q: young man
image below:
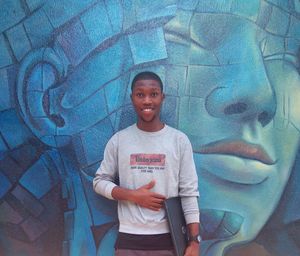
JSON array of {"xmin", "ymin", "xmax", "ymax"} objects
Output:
[{"xmin": 93, "ymin": 71, "xmax": 200, "ymax": 256}]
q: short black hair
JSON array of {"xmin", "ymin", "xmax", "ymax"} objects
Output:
[{"xmin": 131, "ymin": 71, "xmax": 163, "ymax": 92}]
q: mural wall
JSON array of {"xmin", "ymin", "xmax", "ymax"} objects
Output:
[{"xmin": 0, "ymin": 0, "xmax": 300, "ymax": 255}]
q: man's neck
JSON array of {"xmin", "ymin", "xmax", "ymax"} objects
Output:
[{"xmin": 136, "ymin": 120, "xmax": 165, "ymax": 132}]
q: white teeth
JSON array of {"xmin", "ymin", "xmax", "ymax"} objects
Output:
[{"xmin": 142, "ymin": 109, "xmax": 153, "ymax": 112}]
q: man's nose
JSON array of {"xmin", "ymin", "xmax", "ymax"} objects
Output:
[
  {"xmin": 143, "ymin": 95, "xmax": 152, "ymax": 104},
  {"xmin": 205, "ymin": 61, "xmax": 276, "ymax": 127}
]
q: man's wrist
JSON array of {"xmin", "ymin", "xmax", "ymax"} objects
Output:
[
  {"xmin": 188, "ymin": 234, "xmax": 202, "ymax": 244},
  {"xmin": 189, "ymin": 240, "xmax": 200, "ymax": 245}
]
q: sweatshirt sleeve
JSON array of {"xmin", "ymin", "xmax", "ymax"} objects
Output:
[
  {"xmin": 181, "ymin": 196, "xmax": 200, "ymax": 224},
  {"xmin": 93, "ymin": 134, "xmax": 118, "ymax": 200},
  {"xmin": 179, "ymin": 135, "xmax": 200, "ymax": 224}
]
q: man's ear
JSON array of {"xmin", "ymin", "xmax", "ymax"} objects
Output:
[{"xmin": 16, "ymin": 47, "xmax": 69, "ymax": 147}]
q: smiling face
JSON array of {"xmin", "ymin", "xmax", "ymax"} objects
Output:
[
  {"xmin": 131, "ymin": 79, "xmax": 165, "ymax": 132},
  {"xmin": 162, "ymin": 3, "xmax": 300, "ymax": 255}
]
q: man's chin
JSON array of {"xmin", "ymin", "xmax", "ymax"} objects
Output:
[{"xmin": 140, "ymin": 116, "xmax": 157, "ymax": 123}]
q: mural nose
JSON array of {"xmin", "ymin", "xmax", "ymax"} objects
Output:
[
  {"xmin": 205, "ymin": 72, "xmax": 276, "ymax": 127},
  {"xmin": 223, "ymin": 102, "xmax": 273, "ymax": 127}
]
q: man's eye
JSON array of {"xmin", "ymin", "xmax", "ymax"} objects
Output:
[
  {"xmin": 137, "ymin": 93, "xmax": 143, "ymax": 97},
  {"xmin": 151, "ymin": 92, "xmax": 158, "ymax": 97}
]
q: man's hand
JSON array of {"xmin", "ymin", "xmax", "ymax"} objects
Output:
[
  {"xmin": 184, "ymin": 241, "xmax": 200, "ymax": 256},
  {"xmin": 132, "ymin": 180, "xmax": 166, "ymax": 211},
  {"xmin": 185, "ymin": 222, "xmax": 201, "ymax": 256},
  {"xmin": 111, "ymin": 180, "xmax": 166, "ymax": 211}
]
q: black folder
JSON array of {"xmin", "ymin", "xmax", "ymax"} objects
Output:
[{"xmin": 164, "ymin": 197, "xmax": 188, "ymax": 256}]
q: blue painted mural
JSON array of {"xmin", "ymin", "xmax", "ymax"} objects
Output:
[{"xmin": 0, "ymin": 0, "xmax": 300, "ymax": 255}]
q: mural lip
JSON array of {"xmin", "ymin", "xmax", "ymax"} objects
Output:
[{"xmin": 194, "ymin": 139, "xmax": 275, "ymax": 165}]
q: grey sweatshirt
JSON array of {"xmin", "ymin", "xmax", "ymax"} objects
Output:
[{"xmin": 93, "ymin": 124, "xmax": 199, "ymax": 234}]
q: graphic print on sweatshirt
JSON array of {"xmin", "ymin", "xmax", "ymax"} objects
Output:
[{"xmin": 130, "ymin": 154, "xmax": 166, "ymax": 173}]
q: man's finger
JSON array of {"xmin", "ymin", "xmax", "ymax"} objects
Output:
[{"xmin": 151, "ymin": 192, "xmax": 166, "ymax": 200}]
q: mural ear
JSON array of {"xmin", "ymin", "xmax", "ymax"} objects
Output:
[{"xmin": 16, "ymin": 47, "xmax": 69, "ymax": 147}]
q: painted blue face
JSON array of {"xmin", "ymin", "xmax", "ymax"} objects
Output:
[{"xmin": 162, "ymin": 2, "xmax": 300, "ymax": 254}]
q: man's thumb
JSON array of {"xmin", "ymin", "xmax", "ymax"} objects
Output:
[{"xmin": 144, "ymin": 180, "xmax": 155, "ymax": 190}]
